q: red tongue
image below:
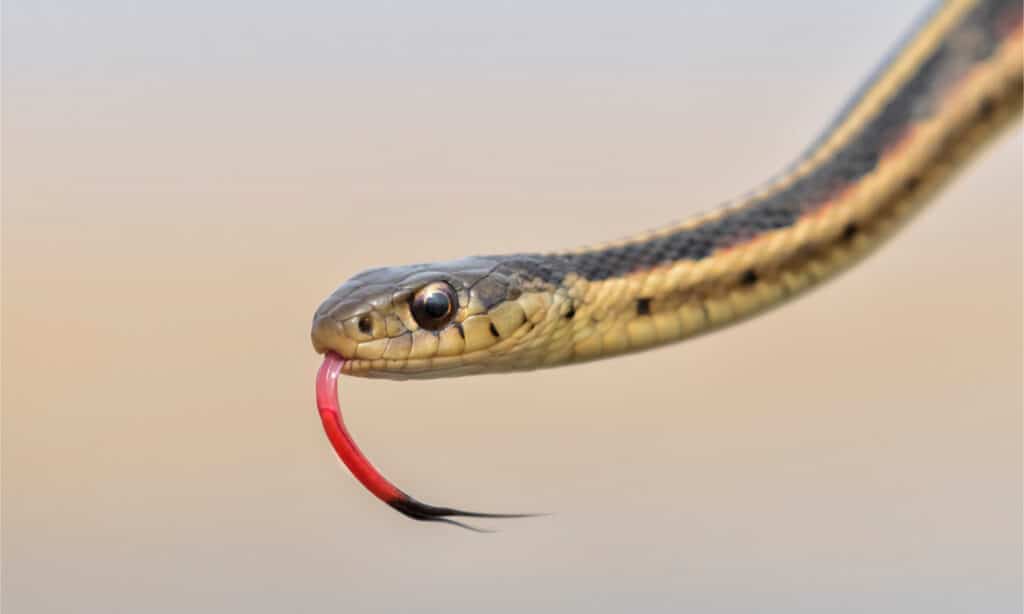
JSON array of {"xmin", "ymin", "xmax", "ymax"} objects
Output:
[
  {"xmin": 315, "ymin": 352, "xmax": 538, "ymax": 530},
  {"xmin": 315, "ymin": 352, "xmax": 402, "ymax": 503}
]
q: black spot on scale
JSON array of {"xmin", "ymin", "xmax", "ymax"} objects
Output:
[
  {"xmin": 636, "ymin": 298, "xmax": 652, "ymax": 316},
  {"xmin": 489, "ymin": 323, "xmax": 500, "ymax": 338},
  {"xmin": 841, "ymin": 222, "xmax": 860, "ymax": 242},
  {"xmin": 977, "ymin": 96, "xmax": 995, "ymax": 121},
  {"xmin": 904, "ymin": 176, "xmax": 920, "ymax": 194},
  {"xmin": 740, "ymin": 270, "xmax": 758, "ymax": 286},
  {"xmin": 564, "ymin": 306, "xmax": 576, "ymax": 320}
]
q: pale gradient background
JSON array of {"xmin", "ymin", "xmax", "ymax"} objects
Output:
[{"xmin": 3, "ymin": 1, "xmax": 1022, "ymax": 612}]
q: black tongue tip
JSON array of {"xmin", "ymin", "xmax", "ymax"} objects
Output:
[{"xmin": 387, "ymin": 496, "xmax": 544, "ymax": 532}]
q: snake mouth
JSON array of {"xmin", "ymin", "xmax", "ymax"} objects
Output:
[{"xmin": 315, "ymin": 351, "xmax": 539, "ymax": 531}]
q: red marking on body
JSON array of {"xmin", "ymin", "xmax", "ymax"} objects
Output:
[
  {"xmin": 717, "ymin": 18, "xmax": 1023, "ymax": 260},
  {"xmin": 997, "ymin": 4, "xmax": 1023, "ymax": 38}
]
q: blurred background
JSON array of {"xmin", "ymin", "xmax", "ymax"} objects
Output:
[{"xmin": 3, "ymin": 1, "xmax": 1021, "ymax": 612}]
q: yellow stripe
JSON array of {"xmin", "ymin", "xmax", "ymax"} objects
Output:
[
  {"xmin": 558, "ymin": 25, "xmax": 1023, "ymax": 367},
  {"xmin": 565, "ymin": 0, "xmax": 981, "ymax": 256}
]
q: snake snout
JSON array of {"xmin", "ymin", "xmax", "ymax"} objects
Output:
[
  {"xmin": 310, "ymin": 298, "xmax": 365, "ymax": 358},
  {"xmin": 310, "ymin": 311, "xmax": 344, "ymax": 355}
]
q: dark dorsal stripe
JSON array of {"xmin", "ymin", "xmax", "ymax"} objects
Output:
[{"xmin": 546, "ymin": 0, "xmax": 1017, "ymax": 282}]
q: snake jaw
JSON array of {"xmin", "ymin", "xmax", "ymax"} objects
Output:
[{"xmin": 316, "ymin": 351, "xmax": 539, "ymax": 530}]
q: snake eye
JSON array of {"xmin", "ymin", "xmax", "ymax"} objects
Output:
[{"xmin": 410, "ymin": 282, "xmax": 458, "ymax": 330}]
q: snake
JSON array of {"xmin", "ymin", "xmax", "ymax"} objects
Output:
[{"xmin": 311, "ymin": 0, "xmax": 1023, "ymax": 529}]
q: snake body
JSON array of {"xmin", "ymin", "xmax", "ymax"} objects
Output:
[{"xmin": 312, "ymin": 0, "xmax": 1023, "ymax": 380}]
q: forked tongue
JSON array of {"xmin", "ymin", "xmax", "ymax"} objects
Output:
[{"xmin": 316, "ymin": 351, "xmax": 536, "ymax": 531}]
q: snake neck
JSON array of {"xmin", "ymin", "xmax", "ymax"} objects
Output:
[{"xmin": 481, "ymin": 0, "xmax": 1023, "ymax": 374}]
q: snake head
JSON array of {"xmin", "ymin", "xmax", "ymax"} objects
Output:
[{"xmin": 311, "ymin": 255, "xmax": 570, "ymax": 379}]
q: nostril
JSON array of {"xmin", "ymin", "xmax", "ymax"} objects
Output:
[{"xmin": 358, "ymin": 315, "xmax": 373, "ymax": 335}]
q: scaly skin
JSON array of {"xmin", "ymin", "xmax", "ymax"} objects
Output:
[{"xmin": 312, "ymin": 0, "xmax": 1023, "ymax": 380}]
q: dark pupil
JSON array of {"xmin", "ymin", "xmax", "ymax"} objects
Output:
[{"xmin": 423, "ymin": 292, "xmax": 450, "ymax": 319}]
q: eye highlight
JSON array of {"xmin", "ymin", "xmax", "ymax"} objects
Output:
[{"xmin": 410, "ymin": 282, "xmax": 458, "ymax": 330}]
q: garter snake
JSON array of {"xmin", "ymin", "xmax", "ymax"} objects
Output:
[{"xmin": 310, "ymin": 0, "xmax": 1023, "ymax": 526}]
